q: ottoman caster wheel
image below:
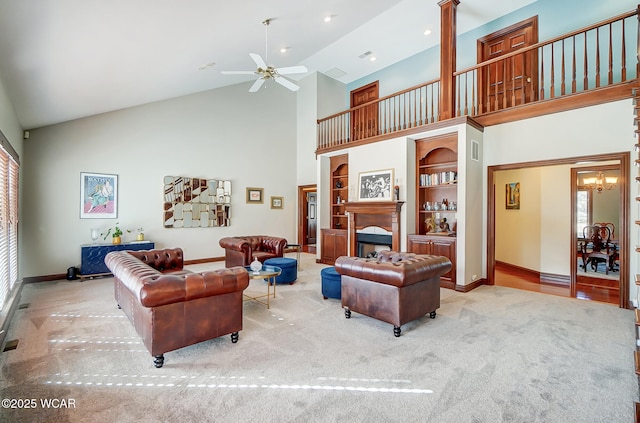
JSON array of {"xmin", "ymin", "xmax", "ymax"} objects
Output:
[
  {"xmin": 231, "ymin": 332, "xmax": 239, "ymax": 343},
  {"xmin": 393, "ymin": 326, "xmax": 401, "ymax": 337},
  {"xmin": 430, "ymin": 311, "xmax": 436, "ymax": 319},
  {"xmin": 153, "ymin": 354, "xmax": 164, "ymax": 368},
  {"xmin": 344, "ymin": 308, "xmax": 351, "ymax": 319}
]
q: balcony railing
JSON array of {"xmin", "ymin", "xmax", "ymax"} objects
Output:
[
  {"xmin": 317, "ymin": 79, "xmax": 440, "ymax": 151},
  {"xmin": 317, "ymin": 7, "xmax": 639, "ymax": 153}
]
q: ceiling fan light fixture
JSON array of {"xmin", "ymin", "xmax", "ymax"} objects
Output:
[{"xmin": 220, "ymin": 18, "xmax": 308, "ymax": 93}]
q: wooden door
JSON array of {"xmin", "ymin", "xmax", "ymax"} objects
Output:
[
  {"xmin": 350, "ymin": 81, "xmax": 379, "ymax": 141},
  {"xmin": 307, "ymin": 192, "xmax": 317, "ymax": 244},
  {"xmin": 478, "ymin": 16, "xmax": 538, "ymax": 112}
]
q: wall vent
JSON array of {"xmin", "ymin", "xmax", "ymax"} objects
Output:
[{"xmin": 471, "ymin": 140, "xmax": 480, "ymax": 161}]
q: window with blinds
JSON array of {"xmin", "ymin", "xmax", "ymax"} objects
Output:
[{"xmin": 0, "ymin": 136, "xmax": 19, "ymax": 312}]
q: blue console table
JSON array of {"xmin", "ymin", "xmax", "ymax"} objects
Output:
[{"xmin": 80, "ymin": 241, "xmax": 154, "ymax": 279}]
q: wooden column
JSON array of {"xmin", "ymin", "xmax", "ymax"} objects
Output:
[{"xmin": 438, "ymin": 0, "xmax": 459, "ymax": 120}]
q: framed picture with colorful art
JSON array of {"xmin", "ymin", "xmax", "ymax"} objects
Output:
[
  {"xmin": 505, "ymin": 182, "xmax": 520, "ymax": 210},
  {"xmin": 80, "ymin": 172, "xmax": 118, "ymax": 218}
]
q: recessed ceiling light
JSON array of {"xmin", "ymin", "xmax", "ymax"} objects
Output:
[
  {"xmin": 324, "ymin": 16, "xmax": 332, "ymax": 23},
  {"xmin": 424, "ymin": 29, "xmax": 432, "ymax": 36},
  {"xmin": 369, "ymin": 56, "xmax": 376, "ymax": 62},
  {"xmin": 280, "ymin": 47, "xmax": 287, "ymax": 53}
]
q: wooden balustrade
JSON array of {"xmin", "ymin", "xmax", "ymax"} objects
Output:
[
  {"xmin": 454, "ymin": 8, "xmax": 637, "ymax": 116},
  {"xmin": 316, "ymin": 7, "xmax": 639, "ymax": 154},
  {"xmin": 316, "ymin": 79, "xmax": 439, "ymax": 152}
]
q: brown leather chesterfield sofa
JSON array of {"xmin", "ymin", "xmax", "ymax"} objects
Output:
[
  {"xmin": 104, "ymin": 247, "xmax": 249, "ymax": 368},
  {"xmin": 335, "ymin": 251, "xmax": 451, "ymax": 337},
  {"xmin": 219, "ymin": 235, "xmax": 288, "ymax": 267}
]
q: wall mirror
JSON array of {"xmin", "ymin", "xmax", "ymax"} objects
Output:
[{"xmin": 163, "ymin": 176, "xmax": 231, "ymax": 228}]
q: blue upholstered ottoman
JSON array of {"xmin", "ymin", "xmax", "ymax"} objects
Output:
[
  {"xmin": 321, "ymin": 267, "xmax": 341, "ymax": 300},
  {"xmin": 264, "ymin": 257, "xmax": 297, "ymax": 284}
]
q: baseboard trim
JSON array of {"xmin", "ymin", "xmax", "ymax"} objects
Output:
[
  {"xmin": 456, "ymin": 278, "xmax": 487, "ymax": 292},
  {"xmin": 184, "ymin": 256, "xmax": 224, "ymax": 265},
  {"xmin": 0, "ymin": 281, "xmax": 23, "ymax": 351},
  {"xmin": 496, "ymin": 260, "xmax": 570, "ymax": 287},
  {"xmin": 23, "ymin": 256, "xmax": 226, "ymax": 284}
]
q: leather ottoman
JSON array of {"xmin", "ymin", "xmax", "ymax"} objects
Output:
[
  {"xmin": 335, "ymin": 251, "xmax": 451, "ymax": 336},
  {"xmin": 264, "ymin": 257, "xmax": 297, "ymax": 284}
]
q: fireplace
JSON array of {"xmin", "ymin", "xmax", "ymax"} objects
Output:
[
  {"xmin": 356, "ymin": 232, "xmax": 393, "ymax": 258},
  {"xmin": 344, "ymin": 201, "xmax": 404, "ymax": 257}
]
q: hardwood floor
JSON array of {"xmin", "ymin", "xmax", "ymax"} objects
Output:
[{"xmin": 495, "ymin": 262, "xmax": 619, "ymax": 306}]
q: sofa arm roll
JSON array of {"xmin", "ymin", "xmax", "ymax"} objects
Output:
[
  {"xmin": 260, "ymin": 237, "xmax": 287, "ymax": 256},
  {"xmin": 139, "ymin": 267, "xmax": 250, "ymax": 307},
  {"xmin": 219, "ymin": 237, "xmax": 251, "ymax": 252}
]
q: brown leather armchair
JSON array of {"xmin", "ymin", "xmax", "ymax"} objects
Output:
[{"xmin": 219, "ymin": 235, "xmax": 288, "ymax": 267}]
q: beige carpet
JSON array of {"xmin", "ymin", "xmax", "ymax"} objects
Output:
[{"xmin": 0, "ymin": 252, "xmax": 637, "ymax": 422}]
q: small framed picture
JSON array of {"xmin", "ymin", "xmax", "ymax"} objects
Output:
[
  {"xmin": 271, "ymin": 196, "xmax": 284, "ymax": 209},
  {"xmin": 506, "ymin": 182, "xmax": 520, "ymax": 209},
  {"xmin": 246, "ymin": 187, "xmax": 263, "ymax": 204},
  {"xmin": 358, "ymin": 169, "xmax": 394, "ymax": 201},
  {"xmin": 80, "ymin": 172, "xmax": 118, "ymax": 218}
]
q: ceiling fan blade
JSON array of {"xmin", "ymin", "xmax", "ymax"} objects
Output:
[
  {"xmin": 249, "ymin": 53, "xmax": 267, "ymax": 70},
  {"xmin": 274, "ymin": 76, "xmax": 300, "ymax": 92},
  {"xmin": 249, "ymin": 78, "xmax": 266, "ymax": 93},
  {"xmin": 221, "ymin": 70, "xmax": 257, "ymax": 75},
  {"xmin": 276, "ymin": 65, "xmax": 308, "ymax": 75}
]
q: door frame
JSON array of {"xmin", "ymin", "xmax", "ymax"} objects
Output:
[
  {"xmin": 487, "ymin": 151, "xmax": 629, "ymax": 308},
  {"xmin": 297, "ymin": 184, "xmax": 317, "ymax": 248}
]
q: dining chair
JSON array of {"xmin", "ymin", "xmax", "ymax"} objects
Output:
[{"xmin": 580, "ymin": 225, "xmax": 615, "ymax": 275}]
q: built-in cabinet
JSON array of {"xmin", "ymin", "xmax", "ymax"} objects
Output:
[
  {"xmin": 409, "ymin": 132, "xmax": 458, "ymax": 287},
  {"xmin": 407, "ymin": 235, "xmax": 456, "ymax": 288},
  {"xmin": 321, "ymin": 154, "xmax": 349, "ymax": 264},
  {"xmin": 320, "ymin": 229, "xmax": 348, "ymax": 265}
]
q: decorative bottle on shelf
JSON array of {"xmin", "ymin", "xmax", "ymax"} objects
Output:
[{"xmin": 250, "ymin": 257, "xmax": 262, "ymax": 274}]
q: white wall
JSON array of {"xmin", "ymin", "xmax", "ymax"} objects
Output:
[{"xmin": 23, "ymin": 81, "xmax": 298, "ymax": 277}]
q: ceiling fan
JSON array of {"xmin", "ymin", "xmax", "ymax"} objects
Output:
[{"xmin": 221, "ymin": 19, "xmax": 308, "ymax": 92}]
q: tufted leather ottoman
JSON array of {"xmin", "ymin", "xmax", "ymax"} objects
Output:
[{"xmin": 335, "ymin": 251, "xmax": 451, "ymax": 337}]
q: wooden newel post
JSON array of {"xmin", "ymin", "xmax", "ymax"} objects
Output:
[{"xmin": 438, "ymin": 0, "xmax": 459, "ymax": 121}]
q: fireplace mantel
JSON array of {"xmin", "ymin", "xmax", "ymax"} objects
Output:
[{"xmin": 344, "ymin": 201, "xmax": 405, "ymax": 256}]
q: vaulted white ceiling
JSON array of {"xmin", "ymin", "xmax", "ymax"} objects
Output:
[{"xmin": 0, "ymin": 0, "xmax": 537, "ymax": 129}]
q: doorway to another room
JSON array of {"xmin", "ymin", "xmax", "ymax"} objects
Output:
[
  {"xmin": 488, "ymin": 152, "xmax": 629, "ymax": 308},
  {"xmin": 297, "ymin": 185, "xmax": 317, "ymax": 253}
]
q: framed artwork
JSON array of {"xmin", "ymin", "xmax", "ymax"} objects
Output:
[
  {"xmin": 358, "ymin": 169, "xmax": 394, "ymax": 201},
  {"xmin": 246, "ymin": 187, "xmax": 264, "ymax": 204},
  {"xmin": 270, "ymin": 196, "xmax": 284, "ymax": 209},
  {"xmin": 506, "ymin": 182, "xmax": 520, "ymax": 209},
  {"xmin": 80, "ymin": 172, "xmax": 118, "ymax": 219}
]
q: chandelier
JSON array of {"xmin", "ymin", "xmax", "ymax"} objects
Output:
[{"xmin": 582, "ymin": 171, "xmax": 618, "ymax": 193}]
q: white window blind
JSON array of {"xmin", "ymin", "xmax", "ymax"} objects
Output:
[{"xmin": 0, "ymin": 145, "xmax": 18, "ymax": 312}]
